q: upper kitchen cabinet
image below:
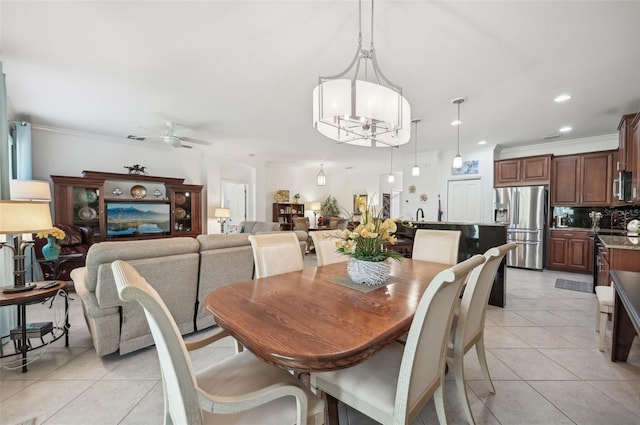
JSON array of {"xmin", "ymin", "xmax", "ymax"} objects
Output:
[
  {"xmin": 551, "ymin": 151, "xmax": 613, "ymax": 206},
  {"xmin": 616, "ymin": 113, "xmax": 638, "ymax": 172},
  {"xmin": 631, "ymin": 113, "xmax": 640, "ymax": 202},
  {"xmin": 494, "ymin": 155, "xmax": 551, "ymax": 187}
]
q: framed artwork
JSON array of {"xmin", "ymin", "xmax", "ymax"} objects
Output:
[
  {"xmin": 452, "ymin": 159, "xmax": 479, "ymax": 176},
  {"xmin": 274, "ymin": 190, "xmax": 290, "ymax": 202},
  {"xmin": 353, "ymin": 194, "xmax": 367, "ymax": 212}
]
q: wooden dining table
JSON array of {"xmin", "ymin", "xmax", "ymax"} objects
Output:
[{"xmin": 205, "ymin": 258, "xmax": 450, "ymax": 373}]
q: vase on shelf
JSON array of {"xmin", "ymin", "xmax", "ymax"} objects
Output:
[
  {"xmin": 346, "ymin": 258, "xmax": 391, "ymax": 286},
  {"xmin": 42, "ymin": 236, "xmax": 61, "ymax": 261}
]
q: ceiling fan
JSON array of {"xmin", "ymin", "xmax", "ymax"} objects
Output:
[{"xmin": 127, "ymin": 121, "xmax": 212, "ymax": 149}]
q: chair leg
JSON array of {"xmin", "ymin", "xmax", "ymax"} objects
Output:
[
  {"xmin": 595, "ymin": 302, "xmax": 600, "ymax": 332},
  {"xmin": 475, "ymin": 337, "xmax": 495, "ymax": 394},
  {"xmin": 433, "ymin": 385, "xmax": 449, "ymax": 425},
  {"xmin": 598, "ymin": 311, "xmax": 607, "ymax": 351},
  {"xmin": 453, "ymin": 354, "xmax": 475, "ymax": 425}
]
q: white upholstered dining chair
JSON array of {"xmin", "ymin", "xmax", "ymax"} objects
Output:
[
  {"xmin": 111, "ymin": 260, "xmax": 324, "ymax": 425},
  {"xmin": 311, "ymin": 254, "xmax": 486, "ymax": 425},
  {"xmin": 249, "ymin": 232, "xmax": 304, "ymax": 278},
  {"xmin": 309, "ymin": 230, "xmax": 348, "ymax": 266},
  {"xmin": 448, "ymin": 242, "xmax": 516, "ymax": 425},
  {"xmin": 412, "ymin": 229, "xmax": 461, "ymax": 264}
]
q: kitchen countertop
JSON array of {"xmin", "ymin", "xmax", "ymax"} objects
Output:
[
  {"xmin": 597, "ymin": 235, "xmax": 640, "ymax": 250},
  {"xmin": 403, "ymin": 220, "xmax": 507, "ymax": 227},
  {"xmin": 550, "ymin": 227, "xmax": 627, "ymax": 235}
]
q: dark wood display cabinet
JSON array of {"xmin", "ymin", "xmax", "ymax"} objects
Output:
[
  {"xmin": 51, "ymin": 171, "xmax": 203, "ymax": 242},
  {"xmin": 272, "ymin": 202, "xmax": 305, "ymax": 231}
]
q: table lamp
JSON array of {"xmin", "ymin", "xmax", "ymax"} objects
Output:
[
  {"xmin": 214, "ymin": 208, "xmax": 231, "ymax": 234},
  {"xmin": 309, "ymin": 201, "xmax": 322, "ymax": 227},
  {"xmin": 0, "ymin": 200, "xmax": 54, "ymax": 293}
]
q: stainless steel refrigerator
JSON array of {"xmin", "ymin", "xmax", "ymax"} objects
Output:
[{"xmin": 493, "ymin": 185, "xmax": 547, "ymax": 270}]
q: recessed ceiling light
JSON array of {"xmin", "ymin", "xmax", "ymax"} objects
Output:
[
  {"xmin": 559, "ymin": 126, "xmax": 572, "ymax": 133},
  {"xmin": 451, "ymin": 120, "xmax": 461, "ymax": 126},
  {"xmin": 554, "ymin": 94, "xmax": 572, "ymax": 102},
  {"xmin": 478, "ymin": 140, "xmax": 487, "ymax": 145}
]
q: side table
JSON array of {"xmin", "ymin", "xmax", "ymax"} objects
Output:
[
  {"xmin": 37, "ymin": 253, "xmax": 85, "ymax": 281},
  {"xmin": 0, "ymin": 281, "xmax": 69, "ymax": 372}
]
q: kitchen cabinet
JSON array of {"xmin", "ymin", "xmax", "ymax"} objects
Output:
[
  {"xmin": 631, "ymin": 114, "xmax": 640, "ymax": 202},
  {"xmin": 272, "ymin": 202, "xmax": 305, "ymax": 231},
  {"xmin": 52, "ymin": 171, "xmax": 203, "ymax": 242},
  {"xmin": 548, "ymin": 230, "xmax": 592, "ymax": 274},
  {"xmin": 551, "ymin": 151, "xmax": 613, "ymax": 206},
  {"xmin": 596, "ymin": 241, "xmax": 640, "ymax": 286},
  {"xmin": 616, "ymin": 113, "xmax": 637, "ymax": 172},
  {"xmin": 494, "ymin": 155, "xmax": 551, "ymax": 187}
]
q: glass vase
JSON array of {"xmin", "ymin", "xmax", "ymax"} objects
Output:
[{"xmin": 42, "ymin": 236, "xmax": 61, "ymax": 261}]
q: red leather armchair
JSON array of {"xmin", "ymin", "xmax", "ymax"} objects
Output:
[{"xmin": 34, "ymin": 224, "xmax": 92, "ymax": 282}]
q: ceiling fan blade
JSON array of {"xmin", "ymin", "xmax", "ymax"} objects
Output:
[{"xmin": 179, "ymin": 136, "xmax": 212, "ymax": 146}]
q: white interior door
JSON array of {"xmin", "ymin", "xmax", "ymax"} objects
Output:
[
  {"xmin": 447, "ymin": 178, "xmax": 482, "ymax": 222},
  {"xmin": 221, "ymin": 181, "xmax": 247, "ymax": 230}
]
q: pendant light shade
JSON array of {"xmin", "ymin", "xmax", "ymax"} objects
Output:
[
  {"xmin": 452, "ymin": 97, "xmax": 466, "ymax": 169},
  {"xmin": 317, "ymin": 164, "xmax": 327, "ymax": 186},
  {"xmin": 312, "ymin": 0, "xmax": 411, "ymax": 148},
  {"xmin": 411, "ymin": 119, "xmax": 420, "ymax": 176}
]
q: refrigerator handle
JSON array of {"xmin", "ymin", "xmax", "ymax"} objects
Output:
[{"xmin": 514, "ymin": 190, "xmax": 519, "ymax": 225}]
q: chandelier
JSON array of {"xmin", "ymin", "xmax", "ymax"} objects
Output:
[{"xmin": 312, "ymin": 0, "xmax": 411, "ymax": 148}]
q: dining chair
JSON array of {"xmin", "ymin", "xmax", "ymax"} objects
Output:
[
  {"xmin": 412, "ymin": 229, "xmax": 461, "ymax": 264},
  {"xmin": 310, "ymin": 230, "xmax": 348, "ymax": 266},
  {"xmin": 111, "ymin": 260, "xmax": 325, "ymax": 425},
  {"xmin": 311, "ymin": 254, "xmax": 486, "ymax": 425},
  {"xmin": 595, "ymin": 285, "xmax": 614, "ymax": 351},
  {"xmin": 448, "ymin": 242, "xmax": 516, "ymax": 425},
  {"xmin": 249, "ymin": 232, "xmax": 304, "ymax": 278}
]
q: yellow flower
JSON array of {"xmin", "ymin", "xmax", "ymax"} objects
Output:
[{"xmin": 36, "ymin": 226, "xmax": 66, "ymax": 240}]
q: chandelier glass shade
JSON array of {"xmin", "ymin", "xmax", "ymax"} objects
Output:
[{"xmin": 312, "ymin": 0, "xmax": 411, "ymax": 148}]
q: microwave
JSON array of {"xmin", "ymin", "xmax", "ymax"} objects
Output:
[{"xmin": 616, "ymin": 171, "xmax": 632, "ymax": 201}]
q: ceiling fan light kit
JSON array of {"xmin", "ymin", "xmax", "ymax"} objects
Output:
[
  {"xmin": 312, "ymin": 0, "xmax": 411, "ymax": 148},
  {"xmin": 129, "ymin": 121, "xmax": 212, "ymax": 149}
]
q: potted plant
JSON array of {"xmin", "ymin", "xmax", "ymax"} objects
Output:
[
  {"xmin": 320, "ymin": 195, "xmax": 340, "ymax": 220},
  {"xmin": 293, "ymin": 193, "xmax": 301, "ymax": 204}
]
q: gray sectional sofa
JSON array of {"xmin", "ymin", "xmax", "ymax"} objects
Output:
[{"xmin": 71, "ymin": 231, "xmax": 306, "ymax": 356}]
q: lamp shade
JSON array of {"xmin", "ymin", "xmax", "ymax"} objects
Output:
[
  {"xmin": 10, "ymin": 180, "xmax": 52, "ymax": 201},
  {"xmin": 214, "ymin": 208, "xmax": 231, "ymax": 218},
  {"xmin": 0, "ymin": 201, "xmax": 53, "ymax": 234},
  {"xmin": 309, "ymin": 202, "xmax": 322, "ymax": 211}
]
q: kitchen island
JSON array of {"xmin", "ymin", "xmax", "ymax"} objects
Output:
[
  {"xmin": 595, "ymin": 235, "xmax": 640, "ymax": 287},
  {"xmin": 397, "ymin": 221, "xmax": 508, "ymax": 307}
]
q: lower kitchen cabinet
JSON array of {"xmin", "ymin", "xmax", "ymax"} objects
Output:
[
  {"xmin": 548, "ymin": 230, "xmax": 593, "ymax": 274},
  {"xmin": 596, "ymin": 237, "xmax": 640, "ymax": 286}
]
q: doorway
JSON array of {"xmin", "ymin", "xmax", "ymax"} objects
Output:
[{"xmin": 221, "ymin": 181, "xmax": 247, "ymax": 231}]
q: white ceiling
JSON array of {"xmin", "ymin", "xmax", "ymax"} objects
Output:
[{"xmin": 1, "ymin": 1, "xmax": 639, "ymax": 169}]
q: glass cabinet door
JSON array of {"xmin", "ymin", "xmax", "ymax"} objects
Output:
[
  {"xmin": 72, "ymin": 186, "xmax": 102, "ymax": 238},
  {"xmin": 173, "ymin": 190, "xmax": 193, "ymax": 233}
]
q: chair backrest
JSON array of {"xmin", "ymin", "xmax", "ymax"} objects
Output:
[
  {"xmin": 112, "ymin": 260, "xmax": 203, "ymax": 425},
  {"xmin": 292, "ymin": 217, "xmax": 310, "ymax": 232},
  {"xmin": 395, "ymin": 254, "xmax": 485, "ymax": 423},
  {"xmin": 310, "ymin": 230, "xmax": 349, "ymax": 266},
  {"xmin": 248, "ymin": 232, "xmax": 304, "ymax": 278},
  {"xmin": 456, "ymin": 242, "xmax": 517, "ymax": 351},
  {"xmin": 412, "ymin": 229, "xmax": 461, "ymax": 264}
]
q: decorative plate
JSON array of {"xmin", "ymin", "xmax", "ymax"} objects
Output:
[
  {"xmin": 78, "ymin": 206, "xmax": 97, "ymax": 220},
  {"xmin": 408, "ymin": 185, "xmax": 416, "ymax": 194},
  {"xmin": 175, "ymin": 207, "xmax": 187, "ymax": 220},
  {"xmin": 130, "ymin": 185, "xmax": 147, "ymax": 199},
  {"xmin": 420, "ymin": 193, "xmax": 428, "ymax": 202},
  {"xmin": 174, "ymin": 193, "xmax": 186, "ymax": 205},
  {"xmin": 78, "ymin": 191, "xmax": 97, "ymax": 203}
]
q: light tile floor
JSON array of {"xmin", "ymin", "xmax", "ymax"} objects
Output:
[{"xmin": 1, "ymin": 259, "xmax": 639, "ymax": 425}]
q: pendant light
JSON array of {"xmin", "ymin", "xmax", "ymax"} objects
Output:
[
  {"xmin": 388, "ymin": 148, "xmax": 395, "ymax": 183},
  {"xmin": 411, "ymin": 119, "xmax": 420, "ymax": 176},
  {"xmin": 452, "ymin": 97, "xmax": 466, "ymax": 169},
  {"xmin": 317, "ymin": 164, "xmax": 327, "ymax": 186},
  {"xmin": 312, "ymin": 0, "xmax": 411, "ymax": 147}
]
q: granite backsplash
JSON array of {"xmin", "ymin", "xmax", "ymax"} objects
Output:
[{"xmin": 552, "ymin": 205, "xmax": 640, "ymax": 230}]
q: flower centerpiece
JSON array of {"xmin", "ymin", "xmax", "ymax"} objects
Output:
[
  {"xmin": 334, "ymin": 196, "xmax": 401, "ymax": 286},
  {"xmin": 36, "ymin": 226, "xmax": 66, "ymax": 261}
]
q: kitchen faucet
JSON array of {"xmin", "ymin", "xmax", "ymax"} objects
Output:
[{"xmin": 416, "ymin": 208, "xmax": 424, "ymax": 221}]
